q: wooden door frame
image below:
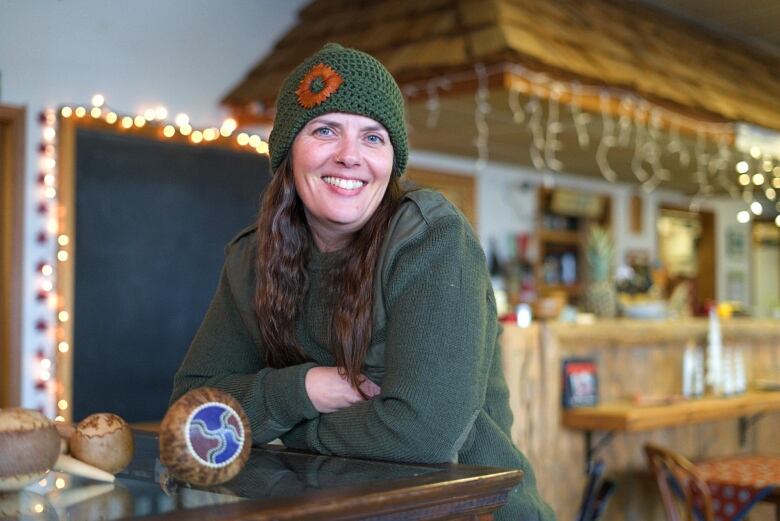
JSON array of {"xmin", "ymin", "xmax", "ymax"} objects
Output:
[
  {"xmin": 750, "ymin": 219, "xmax": 780, "ymax": 314},
  {"xmin": 658, "ymin": 204, "xmax": 716, "ymax": 307},
  {"xmin": 0, "ymin": 104, "xmax": 26, "ymax": 407}
]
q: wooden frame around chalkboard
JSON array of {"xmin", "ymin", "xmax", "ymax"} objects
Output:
[
  {"xmin": 0, "ymin": 104, "xmax": 25, "ymax": 408},
  {"xmin": 55, "ymin": 116, "xmax": 262, "ymax": 422}
]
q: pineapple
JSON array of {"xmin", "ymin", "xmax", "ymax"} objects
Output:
[{"xmin": 584, "ymin": 226, "xmax": 617, "ymax": 317}]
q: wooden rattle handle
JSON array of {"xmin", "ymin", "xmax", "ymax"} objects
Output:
[{"xmin": 52, "ymin": 454, "xmax": 115, "ymax": 483}]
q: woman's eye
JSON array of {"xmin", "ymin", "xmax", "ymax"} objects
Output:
[{"xmin": 366, "ymin": 134, "xmax": 385, "ymax": 144}]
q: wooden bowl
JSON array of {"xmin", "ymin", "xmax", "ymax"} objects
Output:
[
  {"xmin": 532, "ymin": 297, "xmax": 564, "ymax": 321},
  {"xmin": 0, "ymin": 409, "xmax": 60, "ymax": 491}
]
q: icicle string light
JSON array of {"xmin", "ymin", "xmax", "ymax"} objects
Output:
[
  {"xmin": 473, "ymin": 63, "xmax": 491, "ymax": 171},
  {"xmin": 570, "ymin": 82, "xmax": 591, "ymax": 149},
  {"xmin": 526, "ymin": 86, "xmax": 546, "ymax": 172},
  {"xmin": 403, "ymin": 61, "xmax": 777, "ymax": 223},
  {"xmin": 544, "ymin": 84, "xmax": 564, "ymax": 172},
  {"xmin": 596, "ymin": 92, "xmax": 617, "ymax": 182}
]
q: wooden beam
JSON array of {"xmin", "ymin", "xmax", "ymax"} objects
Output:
[
  {"xmin": 0, "ymin": 104, "xmax": 25, "ymax": 408},
  {"xmin": 57, "ymin": 116, "xmax": 76, "ymax": 422}
]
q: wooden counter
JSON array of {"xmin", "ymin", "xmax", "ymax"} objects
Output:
[
  {"xmin": 499, "ymin": 318, "xmax": 780, "ymax": 521},
  {"xmin": 549, "ymin": 317, "xmax": 780, "ymax": 347},
  {"xmin": 563, "ymin": 391, "xmax": 780, "ymax": 432}
]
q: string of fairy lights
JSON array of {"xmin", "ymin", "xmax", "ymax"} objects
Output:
[
  {"xmin": 59, "ymin": 94, "xmax": 270, "ymax": 152},
  {"xmin": 35, "ymin": 109, "xmax": 61, "ymax": 418},
  {"xmin": 32, "ymin": 95, "xmax": 271, "ymax": 417},
  {"xmin": 31, "ymin": 66, "xmax": 780, "ymax": 414}
]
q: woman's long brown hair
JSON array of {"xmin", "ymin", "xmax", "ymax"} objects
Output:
[{"xmin": 254, "ymin": 156, "xmax": 403, "ymax": 395}]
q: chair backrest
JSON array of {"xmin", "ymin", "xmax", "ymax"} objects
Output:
[{"xmin": 644, "ymin": 443, "xmax": 714, "ymax": 521}]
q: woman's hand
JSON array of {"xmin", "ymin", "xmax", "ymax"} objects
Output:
[{"xmin": 305, "ymin": 366, "xmax": 380, "ymax": 413}]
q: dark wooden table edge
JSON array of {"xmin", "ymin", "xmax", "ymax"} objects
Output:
[
  {"xmin": 120, "ymin": 471, "xmax": 522, "ymax": 520},
  {"xmin": 118, "ymin": 435, "xmax": 524, "ymax": 520}
]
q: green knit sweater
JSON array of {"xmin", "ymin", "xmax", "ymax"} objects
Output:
[{"xmin": 171, "ymin": 189, "xmax": 554, "ymax": 520}]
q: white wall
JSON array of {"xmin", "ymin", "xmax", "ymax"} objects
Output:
[
  {"xmin": 0, "ymin": 0, "xmax": 309, "ymax": 411},
  {"xmin": 714, "ymin": 200, "xmax": 753, "ymax": 304}
]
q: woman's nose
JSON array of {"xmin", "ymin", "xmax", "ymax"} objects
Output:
[{"xmin": 334, "ymin": 138, "xmax": 361, "ymax": 168}]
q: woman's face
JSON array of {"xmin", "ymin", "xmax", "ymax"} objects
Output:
[{"xmin": 291, "ymin": 112, "xmax": 394, "ymax": 251}]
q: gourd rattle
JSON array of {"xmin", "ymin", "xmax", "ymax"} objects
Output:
[
  {"xmin": 159, "ymin": 387, "xmax": 251, "ymax": 486},
  {"xmin": 69, "ymin": 413, "xmax": 134, "ymax": 474}
]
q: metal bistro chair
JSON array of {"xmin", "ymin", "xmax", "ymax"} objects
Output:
[{"xmin": 644, "ymin": 443, "xmax": 715, "ymax": 521}]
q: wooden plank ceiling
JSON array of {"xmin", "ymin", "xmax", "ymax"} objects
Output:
[
  {"xmin": 224, "ymin": 0, "xmax": 780, "ymax": 130},
  {"xmin": 222, "ymin": 0, "xmax": 780, "ymax": 195}
]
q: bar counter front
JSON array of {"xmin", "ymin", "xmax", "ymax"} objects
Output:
[
  {"xmin": 501, "ymin": 317, "xmax": 780, "ymax": 521},
  {"xmin": 4, "ymin": 431, "xmax": 522, "ymax": 520}
]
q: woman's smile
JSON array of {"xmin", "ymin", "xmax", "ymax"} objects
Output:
[{"xmin": 321, "ymin": 175, "xmax": 367, "ymax": 191}]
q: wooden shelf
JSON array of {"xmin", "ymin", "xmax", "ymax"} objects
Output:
[
  {"xmin": 562, "ymin": 390, "xmax": 780, "ymax": 432},
  {"xmin": 535, "ymin": 187, "xmax": 611, "ymax": 304},
  {"xmin": 538, "ymin": 229, "xmax": 581, "ymax": 245}
]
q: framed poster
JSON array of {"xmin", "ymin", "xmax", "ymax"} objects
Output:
[
  {"xmin": 726, "ymin": 226, "xmax": 746, "ymax": 259},
  {"xmin": 562, "ymin": 358, "xmax": 598, "ymax": 408}
]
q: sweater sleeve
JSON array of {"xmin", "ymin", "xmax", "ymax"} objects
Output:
[
  {"xmin": 170, "ymin": 264, "xmax": 319, "ymax": 444},
  {"xmin": 281, "ymin": 215, "xmax": 495, "ymax": 463}
]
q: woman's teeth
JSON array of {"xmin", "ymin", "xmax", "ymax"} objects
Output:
[{"xmin": 323, "ymin": 176, "xmax": 365, "ymax": 190}]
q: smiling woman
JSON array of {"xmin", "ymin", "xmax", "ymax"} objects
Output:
[{"xmin": 170, "ymin": 43, "xmax": 554, "ymax": 521}]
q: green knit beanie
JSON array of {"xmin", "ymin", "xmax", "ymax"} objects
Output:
[{"xmin": 269, "ymin": 43, "xmax": 408, "ymax": 177}]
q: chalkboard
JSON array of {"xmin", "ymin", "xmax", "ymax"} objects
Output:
[{"xmin": 73, "ymin": 128, "xmax": 269, "ymax": 422}]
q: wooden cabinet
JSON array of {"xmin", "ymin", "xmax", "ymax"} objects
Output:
[{"xmin": 535, "ymin": 187, "xmax": 611, "ymax": 302}]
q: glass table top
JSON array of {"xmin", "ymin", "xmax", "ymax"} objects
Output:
[{"xmin": 2, "ymin": 431, "xmax": 441, "ymax": 520}]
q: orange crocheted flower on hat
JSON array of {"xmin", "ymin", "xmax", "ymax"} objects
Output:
[{"xmin": 296, "ymin": 63, "xmax": 343, "ymax": 109}]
